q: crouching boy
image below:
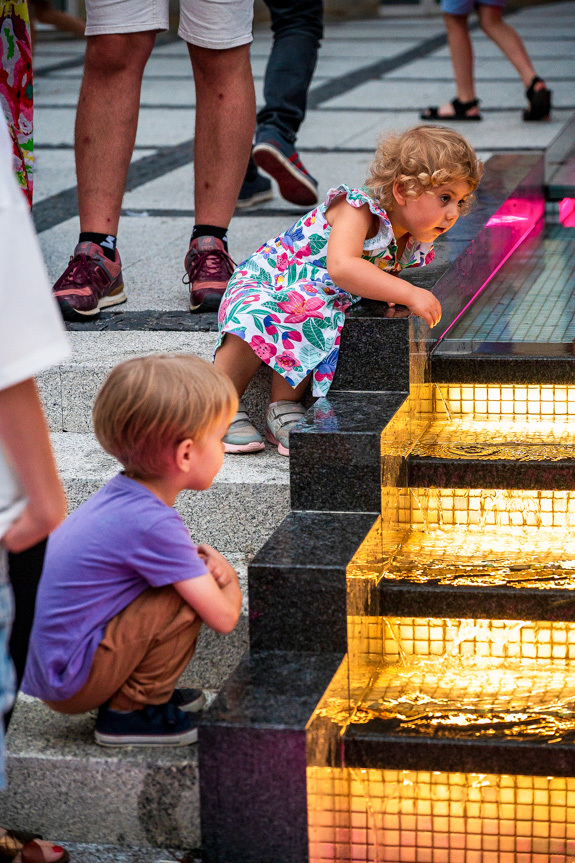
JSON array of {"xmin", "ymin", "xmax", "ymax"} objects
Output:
[{"xmin": 22, "ymin": 354, "xmax": 240, "ymax": 746}]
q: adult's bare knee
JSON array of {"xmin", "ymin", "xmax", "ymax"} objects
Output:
[
  {"xmin": 85, "ymin": 32, "xmax": 155, "ymax": 78},
  {"xmin": 190, "ymin": 43, "xmax": 251, "ymax": 88}
]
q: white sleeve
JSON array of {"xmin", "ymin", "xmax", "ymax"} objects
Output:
[{"xmin": 0, "ymin": 118, "xmax": 70, "ymax": 392}]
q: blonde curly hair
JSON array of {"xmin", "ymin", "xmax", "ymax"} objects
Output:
[{"xmin": 366, "ymin": 125, "xmax": 483, "ymax": 215}]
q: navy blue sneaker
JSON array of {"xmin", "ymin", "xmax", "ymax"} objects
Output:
[
  {"xmin": 237, "ymin": 169, "xmax": 273, "ymax": 210},
  {"xmin": 169, "ymin": 687, "xmax": 206, "ymax": 713},
  {"xmin": 94, "ymin": 702, "xmax": 198, "ymax": 747},
  {"xmin": 253, "ymin": 128, "xmax": 319, "ymax": 207}
]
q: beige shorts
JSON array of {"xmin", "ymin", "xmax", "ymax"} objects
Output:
[{"xmin": 85, "ymin": 0, "xmax": 254, "ymax": 49}]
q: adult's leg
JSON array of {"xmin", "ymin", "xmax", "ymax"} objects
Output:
[
  {"xmin": 4, "ymin": 539, "xmax": 46, "ymax": 730},
  {"xmin": 76, "ymin": 31, "xmax": 156, "ymax": 234},
  {"xmin": 258, "ymin": 0, "xmax": 323, "ymax": 143},
  {"xmin": 214, "ymin": 334, "xmax": 262, "ymax": 398},
  {"xmin": 477, "ymin": 4, "xmax": 537, "ymax": 87},
  {"xmin": 189, "ymin": 43, "xmax": 255, "ymax": 229}
]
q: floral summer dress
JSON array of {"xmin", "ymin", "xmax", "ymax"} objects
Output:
[{"xmin": 217, "ymin": 185, "xmax": 435, "ymax": 397}]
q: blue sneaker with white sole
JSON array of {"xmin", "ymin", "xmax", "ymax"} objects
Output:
[
  {"xmin": 253, "ymin": 127, "xmax": 318, "ymax": 208},
  {"xmin": 94, "ymin": 701, "xmax": 198, "ymax": 747}
]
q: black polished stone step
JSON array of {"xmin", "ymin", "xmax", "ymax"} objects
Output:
[
  {"xmin": 408, "ymin": 454, "xmax": 575, "ymax": 491},
  {"xmin": 432, "ymin": 349, "xmax": 575, "ymax": 385},
  {"xmin": 342, "ymin": 721, "xmax": 575, "ymax": 777},
  {"xmin": 248, "ymin": 510, "xmax": 378, "ymax": 654},
  {"xmin": 199, "ymin": 650, "xmax": 342, "ymax": 863},
  {"xmin": 290, "ymin": 391, "xmax": 407, "ymax": 512},
  {"xmin": 375, "ymin": 577, "xmax": 575, "ymax": 622}
]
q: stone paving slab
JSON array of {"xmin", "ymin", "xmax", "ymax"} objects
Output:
[
  {"xmin": 336, "ymin": 109, "xmax": 573, "ymax": 151},
  {"xmin": 385, "ymin": 56, "xmax": 575, "ymax": 80},
  {"xmin": 34, "ymin": 106, "xmax": 196, "ymax": 148},
  {"xmin": 324, "ymin": 79, "xmax": 558, "ymax": 110},
  {"xmin": 433, "ymin": 38, "xmax": 575, "ymax": 59},
  {"xmin": 33, "ymin": 149, "xmax": 156, "ymax": 203}
]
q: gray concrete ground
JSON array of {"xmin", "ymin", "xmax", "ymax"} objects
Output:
[{"xmin": 6, "ymin": 4, "xmax": 575, "ymax": 860}]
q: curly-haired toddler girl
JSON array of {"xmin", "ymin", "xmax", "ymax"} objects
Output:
[{"xmin": 214, "ymin": 124, "xmax": 483, "ymax": 455}]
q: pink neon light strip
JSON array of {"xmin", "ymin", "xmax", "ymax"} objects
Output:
[{"xmin": 436, "ymin": 215, "xmax": 542, "ymax": 343}]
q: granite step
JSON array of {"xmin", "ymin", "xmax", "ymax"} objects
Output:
[
  {"xmin": 37, "ymin": 330, "xmax": 273, "ymax": 436},
  {"xmin": 0, "ymin": 695, "xmax": 203, "ymax": 849},
  {"xmin": 52, "ymin": 430, "xmax": 290, "ymax": 557}
]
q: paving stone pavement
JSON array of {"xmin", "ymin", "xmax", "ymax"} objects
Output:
[{"xmin": 5, "ymin": 2, "xmax": 574, "ymax": 856}]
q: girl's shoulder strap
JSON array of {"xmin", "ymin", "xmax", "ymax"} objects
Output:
[
  {"xmin": 323, "ymin": 184, "xmax": 389, "ymax": 220},
  {"xmin": 323, "ymin": 185, "xmax": 394, "ymax": 251}
]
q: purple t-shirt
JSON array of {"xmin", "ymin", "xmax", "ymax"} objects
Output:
[{"xmin": 23, "ymin": 473, "xmax": 208, "ymax": 701}]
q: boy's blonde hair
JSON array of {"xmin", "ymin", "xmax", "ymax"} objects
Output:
[
  {"xmin": 93, "ymin": 354, "xmax": 238, "ymax": 478},
  {"xmin": 366, "ymin": 124, "xmax": 483, "ymax": 213}
]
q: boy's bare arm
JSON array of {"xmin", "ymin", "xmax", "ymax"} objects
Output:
[
  {"xmin": 173, "ymin": 557, "xmax": 242, "ymax": 635},
  {"xmin": 197, "ymin": 543, "xmax": 236, "ymax": 587},
  {"xmin": 0, "ymin": 378, "xmax": 67, "ymax": 552}
]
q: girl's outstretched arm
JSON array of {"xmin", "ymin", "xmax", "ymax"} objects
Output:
[{"xmin": 325, "ymin": 200, "xmax": 441, "ymax": 328}]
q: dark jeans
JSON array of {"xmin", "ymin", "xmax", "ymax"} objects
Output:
[
  {"xmin": 257, "ymin": 0, "xmax": 324, "ymax": 144},
  {"xmin": 3, "ymin": 539, "xmax": 46, "ymax": 730}
]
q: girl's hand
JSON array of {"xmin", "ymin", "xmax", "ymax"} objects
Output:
[
  {"xmin": 406, "ymin": 287, "xmax": 442, "ymax": 328},
  {"xmin": 198, "ymin": 543, "xmax": 237, "ymax": 588}
]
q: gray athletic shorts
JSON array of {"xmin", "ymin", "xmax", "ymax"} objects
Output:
[
  {"xmin": 85, "ymin": 0, "xmax": 254, "ymax": 49},
  {"xmin": 441, "ymin": 0, "xmax": 504, "ymax": 14}
]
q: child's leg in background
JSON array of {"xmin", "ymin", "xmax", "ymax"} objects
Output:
[
  {"xmin": 46, "ymin": 586, "xmax": 201, "ymax": 714},
  {"xmin": 214, "ymin": 333, "xmax": 262, "ymax": 397},
  {"xmin": 477, "ymin": 4, "xmax": 537, "ymax": 87},
  {"xmin": 443, "ymin": 13, "xmax": 478, "ymax": 105}
]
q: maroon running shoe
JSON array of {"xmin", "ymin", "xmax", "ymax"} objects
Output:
[
  {"xmin": 253, "ymin": 129, "xmax": 319, "ymax": 207},
  {"xmin": 184, "ymin": 236, "xmax": 235, "ymax": 313},
  {"xmin": 52, "ymin": 242, "xmax": 125, "ymax": 321}
]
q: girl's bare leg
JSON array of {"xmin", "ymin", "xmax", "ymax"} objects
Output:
[
  {"xmin": 214, "ymin": 334, "xmax": 262, "ymax": 398},
  {"xmin": 477, "ymin": 5, "xmax": 538, "ymax": 88},
  {"xmin": 270, "ymin": 371, "xmax": 311, "ymax": 403}
]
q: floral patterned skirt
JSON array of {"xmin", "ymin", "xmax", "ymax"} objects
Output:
[{"xmin": 216, "ymin": 273, "xmax": 356, "ymax": 398}]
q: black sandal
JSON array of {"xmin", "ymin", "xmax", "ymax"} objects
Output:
[
  {"xmin": 523, "ymin": 76, "xmax": 552, "ymax": 121},
  {"xmin": 420, "ymin": 97, "xmax": 482, "ymax": 122}
]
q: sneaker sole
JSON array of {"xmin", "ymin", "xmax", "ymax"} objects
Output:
[
  {"xmin": 253, "ymin": 144, "xmax": 319, "ymax": 208},
  {"xmin": 189, "ymin": 291, "xmax": 225, "ymax": 313},
  {"xmin": 58, "ymin": 285, "xmax": 127, "ymax": 321},
  {"xmin": 236, "ymin": 188, "xmax": 274, "ymax": 210},
  {"xmin": 265, "ymin": 428, "xmax": 289, "ymax": 457},
  {"xmin": 178, "ymin": 692, "xmax": 207, "ymax": 712},
  {"xmin": 224, "ymin": 440, "xmax": 266, "ymax": 454},
  {"xmin": 94, "ymin": 726, "xmax": 198, "ymax": 747}
]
